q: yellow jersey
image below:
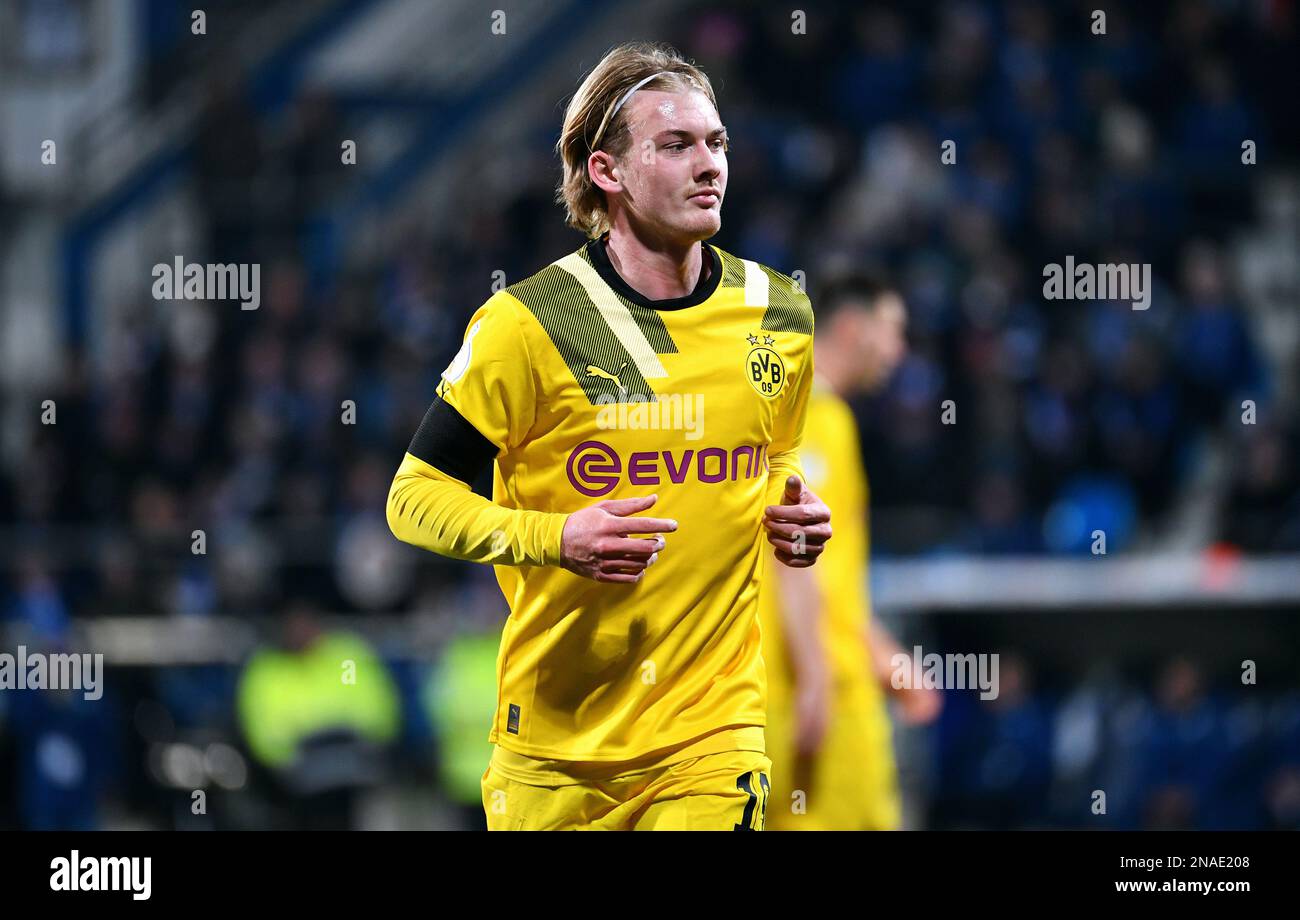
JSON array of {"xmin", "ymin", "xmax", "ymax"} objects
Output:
[
  {"xmin": 402, "ymin": 235, "xmax": 814, "ymax": 762},
  {"xmin": 759, "ymin": 381, "xmax": 899, "ymax": 829},
  {"xmin": 760, "ymin": 381, "xmax": 875, "ymax": 691}
]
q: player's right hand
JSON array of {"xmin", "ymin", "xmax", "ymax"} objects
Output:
[
  {"xmin": 560, "ymin": 494, "xmax": 676, "ymax": 584},
  {"xmin": 894, "ymin": 684, "xmax": 943, "ymax": 726}
]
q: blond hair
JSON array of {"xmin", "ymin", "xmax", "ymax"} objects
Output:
[{"xmin": 555, "ymin": 41, "xmax": 720, "ymax": 239}]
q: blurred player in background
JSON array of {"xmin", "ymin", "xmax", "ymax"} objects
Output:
[
  {"xmin": 761, "ymin": 273, "xmax": 942, "ymax": 831},
  {"xmin": 387, "ymin": 42, "xmax": 831, "ymax": 830}
]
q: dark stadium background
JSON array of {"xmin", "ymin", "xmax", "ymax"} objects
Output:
[{"xmin": 0, "ymin": 0, "xmax": 1297, "ymax": 830}]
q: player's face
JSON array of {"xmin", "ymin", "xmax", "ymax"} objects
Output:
[
  {"xmin": 841, "ymin": 294, "xmax": 907, "ymax": 393},
  {"xmin": 616, "ymin": 89, "xmax": 727, "ymax": 243}
]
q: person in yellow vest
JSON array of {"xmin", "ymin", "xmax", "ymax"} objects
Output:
[
  {"xmin": 760, "ymin": 272, "xmax": 941, "ymax": 830},
  {"xmin": 423, "ymin": 624, "xmax": 501, "ymax": 830},
  {"xmin": 237, "ymin": 605, "xmax": 401, "ymax": 829}
]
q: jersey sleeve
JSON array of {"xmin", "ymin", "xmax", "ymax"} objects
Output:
[
  {"xmin": 386, "ymin": 293, "xmax": 567, "ymax": 567},
  {"xmin": 436, "ymin": 291, "xmax": 538, "ymax": 456},
  {"xmin": 765, "ymin": 337, "xmax": 813, "ymax": 507}
]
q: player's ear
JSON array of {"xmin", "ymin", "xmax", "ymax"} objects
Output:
[{"xmin": 588, "ymin": 150, "xmax": 622, "ymax": 194}]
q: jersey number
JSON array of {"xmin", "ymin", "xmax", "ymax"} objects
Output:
[{"xmin": 733, "ymin": 771, "xmax": 770, "ymax": 831}]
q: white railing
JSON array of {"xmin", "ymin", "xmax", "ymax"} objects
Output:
[{"xmin": 3, "ymin": 554, "xmax": 1296, "ymax": 665}]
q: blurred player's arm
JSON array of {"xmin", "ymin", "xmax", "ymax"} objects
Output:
[
  {"xmin": 775, "ymin": 562, "xmax": 831, "ymax": 754},
  {"xmin": 864, "ymin": 618, "xmax": 942, "ymax": 725}
]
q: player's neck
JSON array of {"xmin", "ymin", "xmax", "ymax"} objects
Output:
[
  {"xmin": 603, "ymin": 225, "xmax": 710, "ymax": 302},
  {"xmin": 814, "ymin": 346, "xmax": 854, "ymax": 398}
]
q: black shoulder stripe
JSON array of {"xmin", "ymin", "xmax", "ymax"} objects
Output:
[
  {"xmin": 719, "ymin": 248, "xmax": 747, "ymax": 288},
  {"xmin": 407, "ymin": 396, "xmax": 500, "ymax": 484},
  {"xmin": 760, "ymin": 266, "xmax": 814, "ymax": 335},
  {"xmin": 507, "ymin": 262, "xmax": 661, "ymax": 404}
]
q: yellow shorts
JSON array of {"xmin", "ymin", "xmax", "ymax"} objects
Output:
[
  {"xmin": 764, "ymin": 680, "xmax": 901, "ymax": 831},
  {"xmin": 481, "ymin": 727, "xmax": 772, "ymax": 830}
]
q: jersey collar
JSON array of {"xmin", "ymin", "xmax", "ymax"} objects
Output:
[{"xmin": 585, "ymin": 233, "xmax": 722, "ymax": 311}]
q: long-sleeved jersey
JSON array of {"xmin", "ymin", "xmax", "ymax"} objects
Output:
[{"xmin": 387, "ymin": 234, "xmax": 813, "ymax": 761}]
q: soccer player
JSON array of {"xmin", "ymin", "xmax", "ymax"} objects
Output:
[
  {"xmin": 386, "ymin": 41, "xmax": 831, "ymax": 830},
  {"xmin": 760, "ymin": 273, "xmax": 942, "ymax": 831}
]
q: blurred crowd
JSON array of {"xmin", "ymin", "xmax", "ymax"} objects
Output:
[
  {"xmin": 5, "ymin": 636, "xmax": 1297, "ymax": 830},
  {"xmin": 5, "ymin": 2, "xmax": 1299, "ymax": 629},
  {"xmin": 931, "ymin": 656, "xmax": 1300, "ymax": 830},
  {"xmin": 1, "ymin": 0, "xmax": 1298, "ymax": 830}
]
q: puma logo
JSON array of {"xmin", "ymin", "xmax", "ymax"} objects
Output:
[{"xmin": 586, "ymin": 361, "xmax": 628, "ymax": 395}]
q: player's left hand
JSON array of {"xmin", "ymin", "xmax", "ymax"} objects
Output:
[{"xmin": 763, "ymin": 474, "xmax": 831, "ymax": 568}]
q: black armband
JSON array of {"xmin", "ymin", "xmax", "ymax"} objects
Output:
[{"xmin": 407, "ymin": 397, "xmax": 500, "ymax": 484}]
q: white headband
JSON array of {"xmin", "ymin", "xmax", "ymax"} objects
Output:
[
  {"xmin": 592, "ymin": 71, "xmax": 671, "ymax": 149},
  {"xmin": 610, "ymin": 71, "xmax": 670, "ymax": 121}
]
